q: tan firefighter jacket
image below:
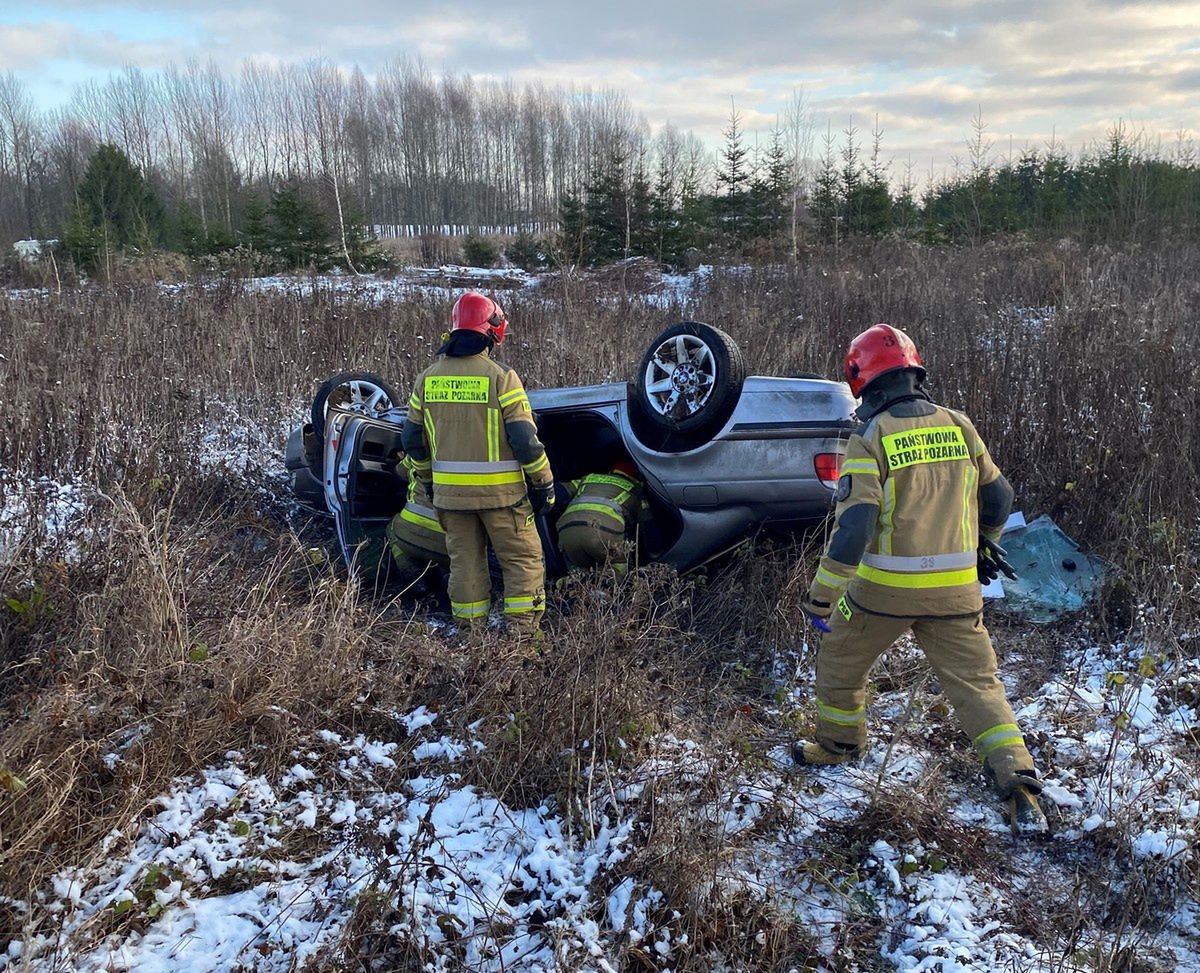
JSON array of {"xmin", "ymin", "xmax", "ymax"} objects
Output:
[
  {"xmin": 558, "ymin": 470, "xmax": 643, "ymax": 537},
  {"xmin": 811, "ymin": 404, "xmax": 1002, "ymax": 617},
  {"xmin": 403, "ymin": 350, "xmax": 554, "ymax": 511}
]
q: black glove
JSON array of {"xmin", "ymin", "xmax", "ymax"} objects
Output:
[
  {"xmin": 978, "ymin": 550, "xmax": 1000, "ymax": 586},
  {"xmin": 529, "ymin": 482, "xmax": 556, "ymax": 515},
  {"xmin": 978, "ymin": 536, "xmax": 1018, "ymax": 585}
]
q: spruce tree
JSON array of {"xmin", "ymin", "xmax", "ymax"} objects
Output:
[
  {"xmin": 170, "ymin": 202, "xmax": 207, "ymax": 258},
  {"xmin": 64, "ymin": 144, "xmax": 165, "ymax": 271},
  {"xmin": 650, "ymin": 153, "xmax": 680, "ymax": 265},
  {"xmin": 241, "ymin": 194, "xmax": 271, "ymax": 252},
  {"xmin": 628, "ymin": 151, "xmax": 654, "ymax": 257},
  {"xmin": 267, "ymin": 183, "xmax": 333, "ymax": 270},
  {"xmin": 675, "ymin": 150, "xmax": 710, "ymax": 260},
  {"xmin": 854, "ymin": 121, "xmax": 893, "ymax": 236},
  {"xmin": 557, "ymin": 192, "xmax": 587, "ymax": 265},
  {"xmin": 716, "ymin": 106, "xmax": 752, "ymax": 240},
  {"xmin": 505, "ymin": 230, "xmax": 547, "ymax": 271},
  {"xmin": 61, "ymin": 204, "xmax": 103, "ymax": 272},
  {"xmin": 748, "ymin": 127, "xmax": 792, "ymax": 239},
  {"xmin": 583, "ymin": 148, "xmax": 629, "ymax": 264},
  {"xmin": 811, "ymin": 126, "xmax": 843, "ymax": 241}
]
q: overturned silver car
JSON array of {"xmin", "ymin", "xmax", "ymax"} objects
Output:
[{"xmin": 285, "ymin": 322, "xmax": 857, "ymax": 579}]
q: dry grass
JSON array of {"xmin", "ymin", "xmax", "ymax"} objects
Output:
[
  {"xmin": 6, "ymin": 237, "xmax": 1195, "ymax": 584},
  {"xmin": 0, "ymin": 492, "xmax": 378, "ymax": 909},
  {"xmin": 1, "ymin": 238, "xmax": 1197, "ymax": 967}
]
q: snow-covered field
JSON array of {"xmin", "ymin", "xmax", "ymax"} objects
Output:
[
  {"xmin": 5, "ymin": 617, "xmax": 1197, "ymax": 971},
  {"xmin": 0, "ymin": 398, "xmax": 297, "ymax": 568},
  {"xmin": 1, "ymin": 262, "xmax": 711, "ymax": 312},
  {"xmin": 2, "ymin": 265, "xmax": 1198, "ymax": 972}
]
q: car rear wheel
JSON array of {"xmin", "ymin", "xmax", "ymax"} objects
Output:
[
  {"xmin": 631, "ymin": 322, "xmax": 745, "ymax": 451},
  {"xmin": 310, "ymin": 371, "xmax": 401, "ymax": 441}
]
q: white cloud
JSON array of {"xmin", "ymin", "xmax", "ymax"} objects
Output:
[
  {"xmin": 4, "ymin": 0, "xmax": 1199, "ymax": 168},
  {"xmin": 0, "ymin": 20, "xmax": 192, "ymax": 72}
]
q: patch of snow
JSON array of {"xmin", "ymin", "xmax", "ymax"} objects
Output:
[
  {"xmin": 1132, "ymin": 829, "xmax": 1191, "ymax": 859},
  {"xmin": 0, "ymin": 471, "xmax": 93, "ymax": 565},
  {"xmin": 10, "ymin": 728, "xmax": 651, "ymax": 972},
  {"xmin": 644, "ymin": 264, "xmax": 712, "ymax": 310},
  {"xmin": 400, "ymin": 704, "xmax": 439, "ymax": 734}
]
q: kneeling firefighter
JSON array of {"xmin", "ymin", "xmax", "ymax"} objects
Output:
[
  {"xmin": 795, "ymin": 323, "xmax": 1048, "ymax": 836},
  {"xmin": 401, "ymin": 292, "xmax": 556, "ymax": 638},
  {"xmin": 556, "ymin": 461, "xmax": 645, "ymax": 571},
  {"xmin": 385, "ymin": 454, "xmax": 450, "ymax": 582}
]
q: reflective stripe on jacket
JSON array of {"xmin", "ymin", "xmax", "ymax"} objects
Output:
[
  {"xmin": 816, "ymin": 405, "xmax": 1002, "ymax": 616},
  {"xmin": 399, "ymin": 459, "xmax": 445, "ymax": 535},
  {"xmin": 405, "ymin": 351, "xmax": 553, "ymax": 511},
  {"xmin": 388, "ymin": 456, "xmax": 448, "ymax": 565},
  {"xmin": 558, "ymin": 471, "xmax": 641, "ymax": 535}
]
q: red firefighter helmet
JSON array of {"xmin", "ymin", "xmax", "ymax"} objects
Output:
[
  {"xmin": 843, "ymin": 323, "xmax": 925, "ymax": 397},
  {"xmin": 451, "ymin": 291, "xmax": 508, "ymax": 344}
]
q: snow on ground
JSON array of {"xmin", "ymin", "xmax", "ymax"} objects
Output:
[
  {"xmin": 5, "ymin": 267, "xmax": 1197, "ymax": 969},
  {"xmin": 0, "ymin": 396, "xmax": 296, "ymax": 567},
  {"xmin": 192, "ymin": 398, "xmax": 299, "ymax": 489},
  {"xmin": 5, "ymin": 714, "xmax": 655, "ymax": 973},
  {"xmin": 573, "ymin": 631, "xmax": 1200, "ymax": 971},
  {"xmin": 0, "ymin": 471, "xmax": 93, "ymax": 566},
  {"xmin": 647, "ymin": 265, "xmax": 712, "ymax": 310},
  {"xmin": 4, "ymin": 625, "xmax": 1197, "ymax": 970},
  {"xmin": 2, "ymin": 263, "xmax": 717, "ymax": 312}
]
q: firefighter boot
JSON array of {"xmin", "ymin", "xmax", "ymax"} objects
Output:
[
  {"xmin": 510, "ymin": 626, "xmax": 546, "ymax": 665},
  {"xmin": 791, "ymin": 739, "xmax": 862, "ymax": 767}
]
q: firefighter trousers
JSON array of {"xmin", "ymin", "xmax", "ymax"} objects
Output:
[
  {"xmin": 558, "ymin": 520, "xmax": 627, "ymax": 571},
  {"xmin": 440, "ymin": 500, "xmax": 545, "ymax": 636},
  {"xmin": 814, "ymin": 597, "xmax": 1034, "ymax": 791}
]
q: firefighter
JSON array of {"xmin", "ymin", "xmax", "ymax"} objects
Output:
[
  {"xmin": 385, "ymin": 454, "xmax": 449, "ymax": 582},
  {"xmin": 557, "ymin": 460, "xmax": 644, "ymax": 571},
  {"xmin": 794, "ymin": 323, "xmax": 1048, "ymax": 836},
  {"xmin": 401, "ymin": 292, "xmax": 555, "ymax": 639}
]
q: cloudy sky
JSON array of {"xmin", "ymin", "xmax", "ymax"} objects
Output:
[{"xmin": 4, "ymin": 0, "xmax": 1199, "ymax": 169}]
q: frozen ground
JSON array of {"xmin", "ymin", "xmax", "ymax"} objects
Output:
[
  {"xmin": 0, "ymin": 398, "xmax": 298, "ymax": 567},
  {"xmin": 1, "ymin": 262, "xmax": 711, "ymax": 312},
  {"xmin": 3, "ymin": 267, "xmax": 1196, "ymax": 971},
  {"xmin": 4, "ymin": 623, "xmax": 1196, "ymax": 971},
  {"xmin": 0, "ymin": 473, "xmax": 92, "ymax": 567}
]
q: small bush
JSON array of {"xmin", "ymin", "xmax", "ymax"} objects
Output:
[
  {"xmin": 461, "ymin": 233, "xmax": 500, "ymax": 267},
  {"xmin": 504, "ymin": 231, "xmax": 548, "ymax": 271}
]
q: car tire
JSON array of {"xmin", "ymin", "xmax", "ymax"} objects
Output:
[
  {"xmin": 310, "ymin": 371, "xmax": 402, "ymax": 441},
  {"xmin": 630, "ymin": 322, "xmax": 745, "ymax": 451}
]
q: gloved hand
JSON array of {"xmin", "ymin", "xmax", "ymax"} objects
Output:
[
  {"xmin": 418, "ymin": 476, "xmax": 434, "ymax": 501},
  {"xmin": 529, "ymin": 482, "xmax": 556, "ymax": 515},
  {"xmin": 977, "ymin": 536, "xmax": 1018, "ymax": 585},
  {"xmin": 977, "ymin": 548, "xmax": 999, "ymax": 585}
]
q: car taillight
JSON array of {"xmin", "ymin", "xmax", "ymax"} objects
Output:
[{"xmin": 814, "ymin": 453, "xmax": 841, "ymax": 489}]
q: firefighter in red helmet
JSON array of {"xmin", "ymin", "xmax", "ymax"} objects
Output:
[
  {"xmin": 401, "ymin": 292, "xmax": 555, "ymax": 641},
  {"xmin": 795, "ymin": 323, "xmax": 1048, "ymax": 836}
]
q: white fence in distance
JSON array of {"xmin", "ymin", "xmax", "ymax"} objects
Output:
[{"xmin": 370, "ymin": 223, "xmax": 557, "ymax": 239}]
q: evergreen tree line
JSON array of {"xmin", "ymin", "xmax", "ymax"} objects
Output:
[
  {"xmin": 561, "ymin": 114, "xmax": 1200, "ymax": 267},
  {"xmin": 559, "ymin": 111, "xmax": 795, "ymax": 266},
  {"xmin": 56, "ymin": 142, "xmax": 381, "ymax": 274}
]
